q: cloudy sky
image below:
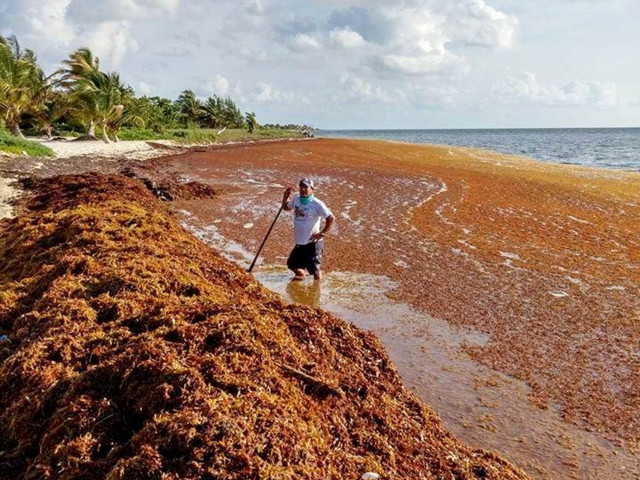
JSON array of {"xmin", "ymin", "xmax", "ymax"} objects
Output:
[{"xmin": 2, "ymin": 0, "xmax": 638, "ymax": 129}]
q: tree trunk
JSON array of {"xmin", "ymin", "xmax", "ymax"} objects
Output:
[
  {"xmin": 102, "ymin": 122, "xmax": 110, "ymax": 144},
  {"xmin": 87, "ymin": 120, "xmax": 96, "ymax": 138},
  {"xmin": 11, "ymin": 123, "xmax": 25, "ymax": 139},
  {"xmin": 114, "ymin": 133, "xmax": 120, "ymax": 143},
  {"xmin": 45, "ymin": 126, "xmax": 53, "ymax": 139}
]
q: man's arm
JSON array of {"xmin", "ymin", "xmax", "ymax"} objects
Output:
[
  {"xmin": 282, "ymin": 187, "xmax": 294, "ymax": 211},
  {"xmin": 311, "ymin": 214, "xmax": 334, "ymax": 241}
]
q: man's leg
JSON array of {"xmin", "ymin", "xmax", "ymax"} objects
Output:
[
  {"xmin": 287, "ymin": 246, "xmax": 308, "ymax": 280},
  {"xmin": 293, "ymin": 268, "xmax": 307, "ymax": 280},
  {"xmin": 311, "ymin": 240, "xmax": 323, "ymax": 281}
]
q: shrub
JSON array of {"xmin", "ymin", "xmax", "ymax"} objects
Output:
[{"xmin": 0, "ymin": 130, "xmax": 55, "ymax": 157}]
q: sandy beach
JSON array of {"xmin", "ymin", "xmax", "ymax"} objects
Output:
[
  {"xmin": 35, "ymin": 137, "xmax": 181, "ymax": 161},
  {"xmin": 0, "ymin": 177, "xmax": 17, "ymax": 220}
]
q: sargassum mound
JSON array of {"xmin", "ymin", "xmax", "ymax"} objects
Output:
[{"xmin": 0, "ymin": 173, "xmax": 529, "ymax": 480}]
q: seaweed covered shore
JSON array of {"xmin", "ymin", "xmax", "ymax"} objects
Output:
[
  {"xmin": 0, "ymin": 173, "xmax": 528, "ymax": 479},
  {"xmin": 164, "ymin": 139, "xmax": 639, "ymax": 452}
]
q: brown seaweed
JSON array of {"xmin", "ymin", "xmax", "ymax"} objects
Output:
[{"xmin": 0, "ymin": 173, "xmax": 528, "ymax": 480}]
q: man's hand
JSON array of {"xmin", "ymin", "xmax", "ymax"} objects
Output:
[
  {"xmin": 282, "ymin": 186, "xmax": 295, "ymax": 210},
  {"xmin": 312, "ymin": 215, "xmax": 334, "ymax": 241},
  {"xmin": 283, "ymin": 186, "xmax": 294, "ymax": 201}
]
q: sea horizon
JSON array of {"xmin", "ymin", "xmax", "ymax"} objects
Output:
[
  {"xmin": 317, "ymin": 127, "xmax": 640, "ymax": 172},
  {"xmin": 312, "ymin": 126, "xmax": 640, "ymax": 132},
  {"xmin": 320, "ymin": 126, "xmax": 639, "ymax": 131}
]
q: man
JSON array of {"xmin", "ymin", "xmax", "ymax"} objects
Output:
[{"xmin": 282, "ymin": 177, "xmax": 334, "ymax": 280}]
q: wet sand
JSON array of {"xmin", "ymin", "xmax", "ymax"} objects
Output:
[{"xmin": 163, "ymin": 138, "xmax": 639, "ymax": 479}]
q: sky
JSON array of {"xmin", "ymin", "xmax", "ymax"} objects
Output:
[{"xmin": 1, "ymin": 0, "xmax": 639, "ymax": 129}]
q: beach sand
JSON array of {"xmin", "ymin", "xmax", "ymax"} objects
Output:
[{"xmin": 34, "ymin": 137, "xmax": 181, "ymax": 161}]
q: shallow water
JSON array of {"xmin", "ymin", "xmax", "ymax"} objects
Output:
[{"xmin": 180, "ymin": 215, "xmax": 639, "ymax": 480}]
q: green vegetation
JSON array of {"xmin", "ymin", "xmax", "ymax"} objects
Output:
[
  {"xmin": 115, "ymin": 127, "xmax": 303, "ymax": 143},
  {"xmin": 0, "ymin": 129, "xmax": 54, "ymax": 156},
  {"xmin": 0, "ymin": 34, "xmax": 312, "ymax": 147}
]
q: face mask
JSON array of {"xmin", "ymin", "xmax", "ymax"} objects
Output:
[{"xmin": 299, "ymin": 193, "xmax": 314, "ymax": 205}]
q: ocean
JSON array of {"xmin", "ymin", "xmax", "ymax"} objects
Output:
[{"xmin": 317, "ymin": 128, "xmax": 640, "ymax": 171}]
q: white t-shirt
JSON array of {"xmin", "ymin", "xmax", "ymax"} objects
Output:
[{"xmin": 287, "ymin": 194, "xmax": 333, "ymax": 245}]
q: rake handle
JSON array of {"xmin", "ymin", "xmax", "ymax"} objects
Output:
[{"xmin": 247, "ymin": 203, "xmax": 285, "ymax": 272}]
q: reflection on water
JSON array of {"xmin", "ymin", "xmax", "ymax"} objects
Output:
[{"xmin": 286, "ymin": 279, "xmax": 322, "ymax": 307}]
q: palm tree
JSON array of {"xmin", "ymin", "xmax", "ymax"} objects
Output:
[
  {"xmin": 245, "ymin": 111, "xmax": 258, "ymax": 133},
  {"xmin": 60, "ymin": 48, "xmax": 101, "ymax": 138},
  {"xmin": 74, "ymin": 70, "xmax": 127, "ymax": 143},
  {"xmin": 176, "ymin": 90, "xmax": 203, "ymax": 128},
  {"xmin": 0, "ymin": 35, "xmax": 46, "ymax": 138},
  {"xmin": 109, "ymin": 84, "xmax": 143, "ymax": 141},
  {"xmin": 33, "ymin": 90, "xmax": 74, "ymax": 138},
  {"xmin": 223, "ymin": 97, "xmax": 244, "ymax": 128},
  {"xmin": 201, "ymin": 96, "xmax": 223, "ymax": 128}
]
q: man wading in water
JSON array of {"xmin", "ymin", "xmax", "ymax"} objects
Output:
[{"xmin": 282, "ymin": 178, "xmax": 334, "ymax": 280}]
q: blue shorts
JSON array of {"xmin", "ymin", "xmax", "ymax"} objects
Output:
[{"xmin": 287, "ymin": 240, "xmax": 324, "ymax": 275}]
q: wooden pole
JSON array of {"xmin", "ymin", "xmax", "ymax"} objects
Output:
[{"xmin": 247, "ymin": 203, "xmax": 284, "ymax": 272}]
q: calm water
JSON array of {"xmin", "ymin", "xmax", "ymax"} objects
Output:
[{"xmin": 318, "ymin": 128, "xmax": 640, "ymax": 171}]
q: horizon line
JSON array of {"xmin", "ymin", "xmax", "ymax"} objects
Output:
[{"xmin": 317, "ymin": 126, "xmax": 639, "ymax": 131}]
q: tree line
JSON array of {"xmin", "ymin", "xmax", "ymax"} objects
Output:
[{"xmin": 0, "ymin": 35, "xmax": 265, "ymax": 143}]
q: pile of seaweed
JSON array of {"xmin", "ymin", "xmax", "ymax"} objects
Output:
[
  {"xmin": 120, "ymin": 161, "xmax": 216, "ymax": 201},
  {"xmin": 0, "ymin": 173, "xmax": 528, "ymax": 480}
]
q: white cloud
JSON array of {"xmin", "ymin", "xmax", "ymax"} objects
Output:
[
  {"xmin": 404, "ymin": 84, "xmax": 460, "ymax": 109},
  {"xmin": 1, "ymin": 0, "xmax": 177, "ymax": 68},
  {"xmin": 334, "ymin": 72, "xmax": 460, "ymax": 108},
  {"xmin": 138, "ymin": 81, "xmax": 153, "ymax": 95},
  {"xmin": 368, "ymin": 5, "xmax": 464, "ymax": 76},
  {"xmin": 446, "ymin": 0, "xmax": 518, "ymax": 49},
  {"xmin": 1, "ymin": 0, "xmax": 75, "ymax": 49},
  {"xmin": 203, "ymin": 74, "xmax": 231, "ymax": 96},
  {"xmin": 336, "ymin": 73, "xmax": 399, "ymax": 103},
  {"xmin": 252, "ymin": 82, "xmax": 295, "ymax": 103},
  {"xmin": 375, "ymin": 52, "xmax": 454, "ymax": 76},
  {"xmin": 320, "ymin": 1, "xmax": 517, "ymax": 76},
  {"xmin": 67, "ymin": 0, "xmax": 180, "ymax": 22},
  {"xmin": 246, "ymin": 0, "xmax": 264, "ymax": 15},
  {"xmin": 329, "ymin": 27, "xmax": 366, "ymax": 48},
  {"xmin": 87, "ymin": 21, "xmax": 139, "ymax": 67},
  {"xmin": 492, "ymin": 72, "xmax": 618, "ymax": 107},
  {"xmin": 289, "ymin": 33, "xmax": 322, "ymax": 51}
]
